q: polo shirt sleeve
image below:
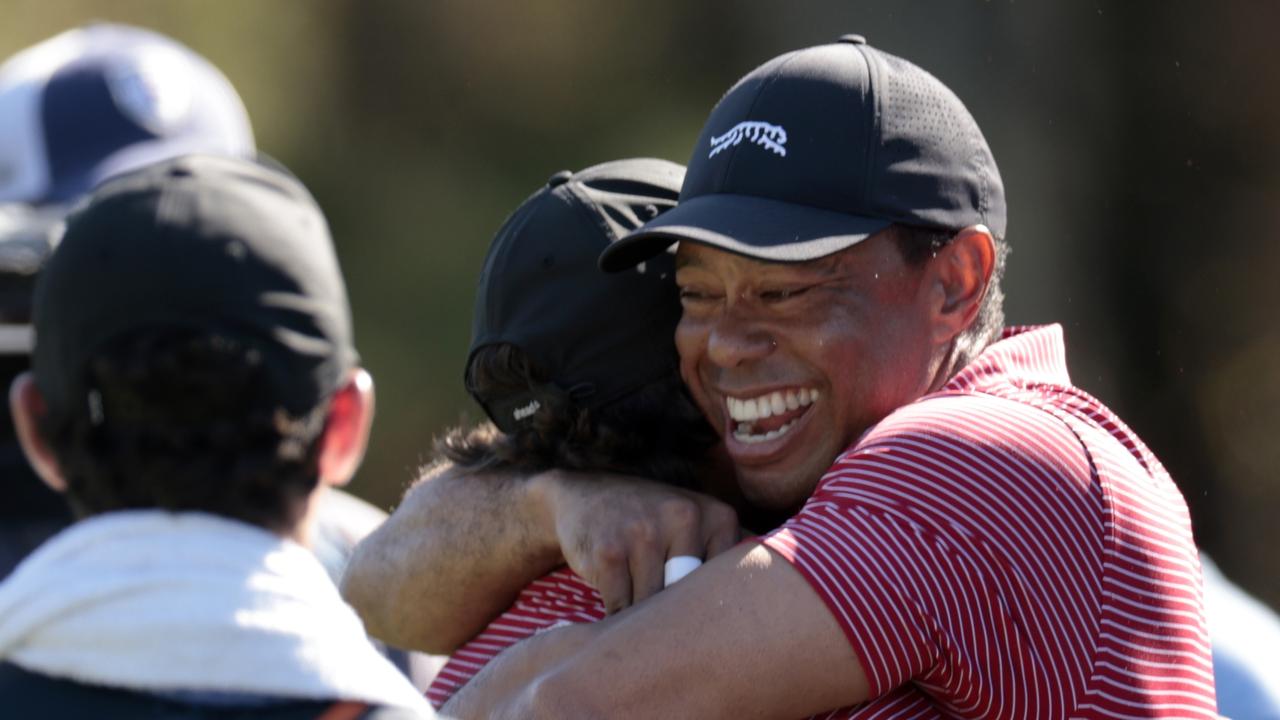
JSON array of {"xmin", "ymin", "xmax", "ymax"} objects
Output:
[
  {"xmin": 761, "ymin": 482, "xmax": 984, "ymax": 698},
  {"xmin": 759, "ymin": 396, "xmax": 1103, "ymax": 705}
]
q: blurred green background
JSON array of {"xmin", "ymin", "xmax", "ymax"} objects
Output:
[{"xmin": 4, "ymin": 1, "xmax": 1278, "ymax": 609}]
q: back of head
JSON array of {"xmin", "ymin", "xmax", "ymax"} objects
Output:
[
  {"xmin": 31, "ymin": 155, "xmax": 356, "ymax": 531},
  {"xmin": 0, "ymin": 22, "xmax": 257, "ymax": 557},
  {"xmin": 441, "ymin": 159, "xmax": 716, "ymax": 486}
]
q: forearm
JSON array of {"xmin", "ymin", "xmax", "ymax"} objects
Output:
[
  {"xmin": 341, "ymin": 462, "xmax": 563, "ymax": 653},
  {"xmin": 443, "ymin": 544, "xmax": 867, "ymax": 719},
  {"xmin": 441, "ymin": 621, "xmax": 600, "ymax": 719}
]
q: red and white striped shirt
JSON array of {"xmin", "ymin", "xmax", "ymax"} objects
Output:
[{"xmin": 429, "ymin": 325, "xmax": 1217, "ymax": 718}]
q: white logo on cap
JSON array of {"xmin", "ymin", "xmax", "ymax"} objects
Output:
[
  {"xmin": 512, "ymin": 399, "xmax": 541, "ymax": 422},
  {"xmin": 708, "ymin": 121, "xmax": 788, "ymax": 159}
]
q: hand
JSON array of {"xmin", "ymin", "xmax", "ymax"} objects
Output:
[{"xmin": 536, "ymin": 470, "xmax": 741, "ymax": 614}]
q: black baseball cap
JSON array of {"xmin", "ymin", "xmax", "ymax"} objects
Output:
[
  {"xmin": 600, "ymin": 35, "xmax": 1005, "ymax": 271},
  {"xmin": 469, "ymin": 158, "xmax": 684, "ymax": 433},
  {"xmin": 32, "ymin": 154, "xmax": 356, "ymax": 419}
]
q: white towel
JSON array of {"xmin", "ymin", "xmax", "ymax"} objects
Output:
[{"xmin": 0, "ymin": 510, "xmax": 434, "ymax": 716}]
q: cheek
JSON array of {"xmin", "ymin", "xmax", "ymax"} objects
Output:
[
  {"xmin": 675, "ymin": 322, "xmax": 706, "ymax": 389},
  {"xmin": 675, "ymin": 316, "xmax": 701, "ymax": 359}
]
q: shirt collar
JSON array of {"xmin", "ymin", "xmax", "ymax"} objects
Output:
[{"xmin": 944, "ymin": 324, "xmax": 1072, "ymax": 394}]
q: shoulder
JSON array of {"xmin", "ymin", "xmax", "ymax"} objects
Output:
[
  {"xmin": 825, "ymin": 391, "xmax": 1094, "ymax": 497},
  {"xmin": 788, "ymin": 391, "xmax": 1105, "ymax": 561}
]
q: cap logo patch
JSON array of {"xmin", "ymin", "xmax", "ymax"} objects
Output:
[
  {"xmin": 708, "ymin": 121, "xmax": 787, "ymax": 159},
  {"xmin": 512, "ymin": 399, "xmax": 541, "ymax": 422}
]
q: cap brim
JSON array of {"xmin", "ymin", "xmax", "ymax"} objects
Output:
[{"xmin": 599, "ymin": 193, "xmax": 892, "ymax": 271}]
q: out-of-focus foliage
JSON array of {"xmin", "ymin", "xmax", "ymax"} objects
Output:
[{"xmin": 4, "ymin": 0, "xmax": 1277, "ymax": 608}]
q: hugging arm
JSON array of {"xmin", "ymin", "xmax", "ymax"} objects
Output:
[
  {"xmin": 341, "ymin": 462, "xmax": 558, "ymax": 653},
  {"xmin": 341, "ymin": 463, "xmax": 741, "ymax": 653},
  {"xmin": 441, "ymin": 542, "xmax": 870, "ymax": 719}
]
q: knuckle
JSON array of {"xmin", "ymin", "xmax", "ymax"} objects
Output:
[
  {"xmin": 660, "ymin": 497, "xmax": 700, "ymax": 528},
  {"xmin": 623, "ymin": 518, "xmax": 659, "ymax": 546},
  {"xmin": 706, "ymin": 502, "xmax": 738, "ymax": 529},
  {"xmin": 594, "ymin": 541, "xmax": 627, "ymax": 567}
]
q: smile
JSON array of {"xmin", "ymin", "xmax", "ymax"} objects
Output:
[{"xmin": 726, "ymin": 388, "xmax": 820, "ymax": 444}]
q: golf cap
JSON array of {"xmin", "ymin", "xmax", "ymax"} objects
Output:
[
  {"xmin": 600, "ymin": 34, "xmax": 1005, "ymax": 271},
  {"xmin": 0, "ymin": 23, "xmax": 255, "ymax": 206},
  {"xmin": 469, "ymin": 158, "xmax": 684, "ymax": 433},
  {"xmin": 32, "ymin": 155, "xmax": 356, "ymax": 420}
]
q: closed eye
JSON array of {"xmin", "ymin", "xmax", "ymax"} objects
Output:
[
  {"xmin": 759, "ymin": 286, "xmax": 811, "ymax": 303},
  {"xmin": 679, "ymin": 287, "xmax": 720, "ymax": 303}
]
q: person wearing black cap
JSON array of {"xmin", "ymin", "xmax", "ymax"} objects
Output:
[
  {"xmin": 0, "ymin": 156, "xmax": 434, "ymax": 718},
  {"xmin": 0, "ymin": 23, "xmax": 436, "ymax": 692},
  {"xmin": 432, "ymin": 37, "xmax": 1217, "ymax": 718},
  {"xmin": 343, "ymin": 159, "xmax": 753, "ymax": 682},
  {"xmin": 0, "ymin": 21, "xmax": 256, "ymax": 581}
]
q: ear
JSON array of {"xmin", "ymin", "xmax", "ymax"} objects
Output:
[
  {"xmin": 928, "ymin": 225, "xmax": 995, "ymax": 345},
  {"xmin": 316, "ymin": 368, "xmax": 375, "ymax": 487},
  {"xmin": 9, "ymin": 372, "xmax": 68, "ymax": 493}
]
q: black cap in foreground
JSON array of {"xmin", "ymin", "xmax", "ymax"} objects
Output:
[
  {"xmin": 32, "ymin": 154, "xmax": 356, "ymax": 419},
  {"xmin": 600, "ymin": 34, "xmax": 1005, "ymax": 271},
  {"xmin": 469, "ymin": 158, "xmax": 684, "ymax": 433}
]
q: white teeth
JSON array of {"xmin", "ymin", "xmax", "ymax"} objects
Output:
[
  {"xmin": 725, "ymin": 387, "xmax": 820, "ymax": 423},
  {"xmin": 755, "ymin": 396, "xmax": 772, "ymax": 419},
  {"xmin": 770, "ymin": 392, "xmax": 786, "ymax": 416},
  {"xmin": 727, "ymin": 397, "xmax": 754, "ymax": 421},
  {"xmin": 733, "ymin": 420, "xmax": 796, "ymax": 444}
]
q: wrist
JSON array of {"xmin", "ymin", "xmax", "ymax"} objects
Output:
[{"xmin": 526, "ymin": 469, "xmax": 569, "ymax": 566}]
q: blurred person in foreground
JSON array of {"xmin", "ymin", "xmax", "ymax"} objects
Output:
[
  {"xmin": 0, "ymin": 21, "xmax": 254, "ymax": 578},
  {"xmin": 0, "ymin": 23, "xmax": 441, "ymax": 692},
  {"xmin": 0, "ymin": 23, "xmax": 405, "ymax": 592},
  {"xmin": 0, "ymin": 155, "xmax": 434, "ymax": 718},
  {"xmin": 357, "ymin": 36, "xmax": 1223, "ymax": 718}
]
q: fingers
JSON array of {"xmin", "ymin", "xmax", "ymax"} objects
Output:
[
  {"xmin": 663, "ymin": 496, "xmax": 705, "ymax": 560},
  {"xmin": 701, "ymin": 500, "xmax": 742, "ymax": 559},
  {"xmin": 593, "ymin": 540, "xmax": 633, "ymax": 615},
  {"xmin": 553, "ymin": 475, "xmax": 745, "ymax": 613},
  {"xmin": 627, "ymin": 545, "xmax": 664, "ymax": 610}
]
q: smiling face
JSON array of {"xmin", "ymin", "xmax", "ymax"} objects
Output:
[{"xmin": 674, "ymin": 229, "xmax": 948, "ymax": 511}]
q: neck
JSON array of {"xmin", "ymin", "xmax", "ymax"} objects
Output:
[
  {"xmin": 928, "ymin": 333, "xmax": 987, "ymax": 393},
  {"xmin": 285, "ymin": 485, "xmax": 327, "ymax": 547}
]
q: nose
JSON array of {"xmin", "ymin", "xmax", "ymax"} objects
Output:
[{"xmin": 705, "ymin": 308, "xmax": 774, "ymax": 369}]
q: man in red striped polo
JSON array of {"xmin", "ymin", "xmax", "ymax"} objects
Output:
[{"xmin": 428, "ymin": 35, "xmax": 1218, "ymax": 718}]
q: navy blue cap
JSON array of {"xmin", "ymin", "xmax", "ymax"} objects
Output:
[
  {"xmin": 0, "ymin": 23, "xmax": 254, "ymax": 206},
  {"xmin": 600, "ymin": 35, "xmax": 1005, "ymax": 271}
]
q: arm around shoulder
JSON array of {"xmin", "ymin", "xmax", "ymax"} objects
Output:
[
  {"xmin": 341, "ymin": 462, "xmax": 563, "ymax": 654},
  {"xmin": 443, "ymin": 542, "xmax": 869, "ymax": 719}
]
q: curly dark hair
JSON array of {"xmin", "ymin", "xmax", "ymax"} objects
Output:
[
  {"xmin": 892, "ymin": 223, "xmax": 1011, "ymax": 367},
  {"xmin": 436, "ymin": 343, "xmax": 717, "ymax": 489},
  {"xmin": 39, "ymin": 328, "xmax": 330, "ymax": 533}
]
